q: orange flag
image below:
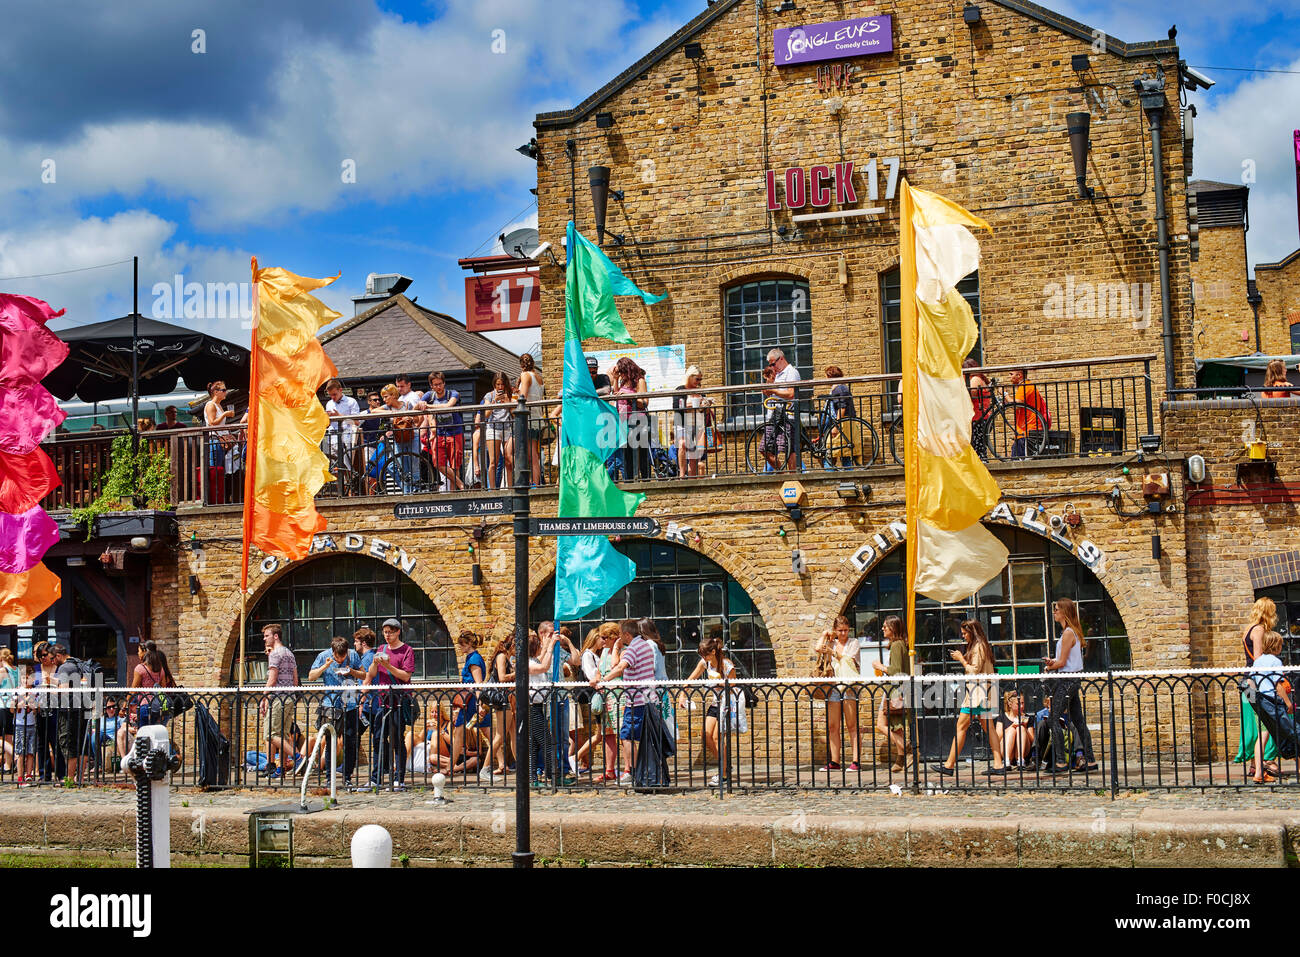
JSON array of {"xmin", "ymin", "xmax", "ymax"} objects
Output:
[
  {"xmin": 0, "ymin": 562, "xmax": 61, "ymax": 626},
  {"xmin": 240, "ymin": 260, "xmax": 340, "ymax": 587}
]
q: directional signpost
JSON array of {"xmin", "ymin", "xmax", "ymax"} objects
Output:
[{"xmin": 529, "ymin": 517, "xmax": 660, "ymax": 536}]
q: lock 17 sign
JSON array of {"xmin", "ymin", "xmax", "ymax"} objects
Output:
[{"xmin": 464, "ymin": 269, "xmax": 541, "ymax": 331}]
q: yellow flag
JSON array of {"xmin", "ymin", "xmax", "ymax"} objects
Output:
[{"xmin": 901, "ymin": 180, "xmax": 1009, "ymax": 654}]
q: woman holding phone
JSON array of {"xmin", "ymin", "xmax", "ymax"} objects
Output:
[{"xmin": 932, "ymin": 620, "xmax": 1007, "ymax": 776}]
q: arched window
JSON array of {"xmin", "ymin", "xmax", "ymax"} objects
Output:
[
  {"xmin": 725, "ymin": 278, "xmax": 812, "ymax": 423},
  {"xmin": 238, "ymin": 555, "xmax": 453, "ymax": 682},
  {"xmin": 881, "ymin": 268, "xmax": 982, "ymax": 375},
  {"xmin": 1255, "ymin": 583, "xmax": 1300, "ymax": 666},
  {"xmin": 531, "ymin": 540, "xmax": 775, "ymax": 679},
  {"xmin": 846, "ymin": 525, "xmax": 1130, "ymax": 672}
]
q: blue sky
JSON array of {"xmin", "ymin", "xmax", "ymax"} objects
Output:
[{"xmin": 0, "ymin": 0, "xmax": 1296, "ymax": 354}]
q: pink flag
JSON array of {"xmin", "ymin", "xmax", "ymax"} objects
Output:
[
  {"xmin": 0, "ymin": 294, "xmax": 69, "ymax": 455},
  {"xmin": 0, "ymin": 380, "xmax": 66, "ymax": 455},
  {"xmin": 0, "ymin": 506, "xmax": 59, "ymax": 574},
  {"xmin": 0, "ymin": 294, "xmax": 69, "ymax": 381}
]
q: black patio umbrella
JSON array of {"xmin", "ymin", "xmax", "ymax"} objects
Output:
[{"xmin": 42, "ymin": 314, "xmax": 249, "ymax": 404}]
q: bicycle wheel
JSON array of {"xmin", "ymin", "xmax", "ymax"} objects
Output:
[
  {"xmin": 745, "ymin": 425, "xmax": 796, "ymax": 473},
  {"xmin": 391, "ymin": 451, "xmax": 434, "ymax": 492},
  {"xmin": 984, "ymin": 403, "xmax": 1049, "ymax": 461},
  {"xmin": 888, "ymin": 421, "xmax": 904, "ymax": 465},
  {"xmin": 818, "ymin": 416, "xmax": 879, "ymax": 468}
]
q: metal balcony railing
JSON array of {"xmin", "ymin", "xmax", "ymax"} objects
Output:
[{"xmin": 38, "ymin": 354, "xmax": 1156, "ymax": 510}]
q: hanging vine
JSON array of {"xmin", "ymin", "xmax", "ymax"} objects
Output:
[{"xmin": 68, "ymin": 435, "xmax": 174, "ymax": 539}]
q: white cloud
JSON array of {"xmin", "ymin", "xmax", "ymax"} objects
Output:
[
  {"xmin": 0, "ymin": 1, "xmax": 692, "ymax": 230},
  {"xmin": 1190, "ymin": 56, "xmax": 1300, "ymax": 267}
]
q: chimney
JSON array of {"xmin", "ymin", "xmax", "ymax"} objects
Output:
[{"xmin": 351, "ymin": 273, "xmax": 413, "ymax": 316}]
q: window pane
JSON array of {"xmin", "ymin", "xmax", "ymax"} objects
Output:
[{"xmin": 724, "ymin": 279, "xmax": 812, "ymax": 421}]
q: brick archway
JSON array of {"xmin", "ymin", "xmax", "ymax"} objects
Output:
[
  {"xmin": 211, "ymin": 550, "xmax": 467, "ymax": 686},
  {"xmin": 525, "ymin": 534, "xmax": 782, "ymax": 644},
  {"xmin": 827, "ymin": 518, "xmax": 1143, "ymax": 653}
]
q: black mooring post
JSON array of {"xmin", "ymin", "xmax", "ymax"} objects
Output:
[{"xmin": 511, "ymin": 396, "xmax": 533, "ymax": 868}]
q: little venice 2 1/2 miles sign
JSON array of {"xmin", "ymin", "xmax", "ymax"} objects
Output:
[{"xmin": 775, "ymin": 15, "xmax": 893, "ymax": 67}]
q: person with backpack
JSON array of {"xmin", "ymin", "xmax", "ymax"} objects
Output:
[
  {"xmin": 130, "ymin": 640, "xmax": 176, "ymax": 730},
  {"xmin": 51, "ymin": 644, "xmax": 96, "ymax": 785}
]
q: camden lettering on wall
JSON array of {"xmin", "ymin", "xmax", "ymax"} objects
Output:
[
  {"xmin": 256, "ymin": 533, "xmax": 417, "ymax": 577},
  {"xmin": 849, "ymin": 503, "xmax": 1104, "ymax": 573}
]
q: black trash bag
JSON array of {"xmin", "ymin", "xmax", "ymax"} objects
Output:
[
  {"xmin": 633, "ymin": 704, "xmax": 675, "ymax": 788},
  {"xmin": 193, "ymin": 702, "xmax": 230, "ymax": 786}
]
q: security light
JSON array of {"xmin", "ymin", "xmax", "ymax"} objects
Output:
[
  {"xmin": 1071, "ymin": 54, "xmax": 1090, "ymax": 72},
  {"xmin": 596, "ymin": 112, "xmax": 614, "ymax": 129},
  {"xmin": 963, "ymin": 4, "xmax": 981, "ymax": 25},
  {"xmin": 516, "ymin": 139, "xmax": 539, "ymax": 160},
  {"xmin": 684, "ymin": 42, "xmax": 704, "ymax": 59},
  {"xmin": 1138, "ymin": 433, "xmax": 1161, "ymax": 453}
]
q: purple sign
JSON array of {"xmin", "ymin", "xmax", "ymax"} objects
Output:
[{"xmin": 774, "ymin": 15, "xmax": 893, "ymax": 67}]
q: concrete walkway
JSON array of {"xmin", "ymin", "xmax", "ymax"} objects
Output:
[{"xmin": 2, "ymin": 785, "xmax": 1297, "ymax": 867}]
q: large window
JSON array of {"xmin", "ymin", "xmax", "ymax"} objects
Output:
[
  {"xmin": 240, "ymin": 555, "xmax": 453, "ymax": 682},
  {"xmin": 881, "ymin": 269, "xmax": 982, "ymax": 376},
  {"xmin": 725, "ymin": 279, "xmax": 813, "ymax": 422},
  {"xmin": 846, "ymin": 526, "xmax": 1130, "ymax": 672},
  {"xmin": 531, "ymin": 540, "xmax": 775, "ymax": 679},
  {"xmin": 1255, "ymin": 583, "xmax": 1300, "ymax": 666}
]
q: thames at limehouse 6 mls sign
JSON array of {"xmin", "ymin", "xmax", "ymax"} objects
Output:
[{"xmin": 774, "ymin": 15, "xmax": 894, "ymax": 67}]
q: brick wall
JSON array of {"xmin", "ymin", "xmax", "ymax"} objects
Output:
[
  {"xmin": 1255, "ymin": 252, "xmax": 1300, "ymax": 356},
  {"xmin": 1165, "ymin": 399, "xmax": 1300, "ymax": 667},
  {"xmin": 534, "ymin": 0, "xmax": 1192, "ymax": 401},
  {"xmin": 1190, "ymin": 225, "xmax": 1253, "ymax": 358},
  {"xmin": 164, "ymin": 452, "xmax": 1201, "ymax": 685}
]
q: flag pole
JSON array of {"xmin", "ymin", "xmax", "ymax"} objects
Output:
[
  {"xmin": 899, "ymin": 180, "xmax": 922, "ymax": 792},
  {"xmin": 237, "ymin": 257, "xmax": 262, "ymax": 779}
]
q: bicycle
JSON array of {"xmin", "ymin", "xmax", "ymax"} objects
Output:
[
  {"xmin": 883, "ymin": 378, "xmax": 1050, "ymax": 464},
  {"xmin": 744, "ymin": 396, "xmax": 879, "ymax": 473}
]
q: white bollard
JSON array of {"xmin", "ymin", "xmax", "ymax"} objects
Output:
[
  {"xmin": 351, "ymin": 824, "xmax": 393, "ymax": 868},
  {"xmin": 120, "ymin": 724, "xmax": 173, "ymax": 868}
]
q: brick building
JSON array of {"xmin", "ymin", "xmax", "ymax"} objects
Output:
[
  {"xmin": 1188, "ymin": 180, "xmax": 1300, "ymax": 358},
  {"xmin": 20, "ymin": 0, "xmax": 1300, "ymax": 697}
]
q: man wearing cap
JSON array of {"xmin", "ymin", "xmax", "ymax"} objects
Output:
[
  {"xmin": 586, "ymin": 356, "xmax": 612, "ymax": 397},
  {"xmin": 364, "ymin": 618, "xmax": 415, "ymax": 791},
  {"xmin": 672, "ymin": 366, "xmax": 710, "ymax": 477}
]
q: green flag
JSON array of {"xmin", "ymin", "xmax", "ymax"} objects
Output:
[{"xmin": 554, "ymin": 222, "xmax": 665, "ymax": 621}]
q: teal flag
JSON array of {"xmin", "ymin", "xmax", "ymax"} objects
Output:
[{"xmin": 554, "ymin": 222, "xmax": 665, "ymax": 621}]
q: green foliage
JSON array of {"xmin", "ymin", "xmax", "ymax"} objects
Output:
[{"xmin": 69, "ymin": 435, "xmax": 173, "ymax": 538}]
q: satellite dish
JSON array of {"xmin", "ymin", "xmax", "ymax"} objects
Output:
[{"xmin": 501, "ymin": 227, "xmax": 541, "ymax": 260}]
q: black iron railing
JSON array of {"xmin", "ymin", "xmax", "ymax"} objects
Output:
[
  {"xmin": 39, "ymin": 354, "xmax": 1156, "ymax": 510},
  {"xmin": 4, "ymin": 666, "xmax": 1293, "ymax": 795}
]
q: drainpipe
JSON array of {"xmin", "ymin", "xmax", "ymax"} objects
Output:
[{"xmin": 1135, "ymin": 74, "xmax": 1176, "ymax": 394}]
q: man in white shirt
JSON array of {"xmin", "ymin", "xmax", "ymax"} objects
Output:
[
  {"xmin": 761, "ymin": 348, "xmax": 802, "ymax": 472},
  {"xmin": 323, "ymin": 378, "xmax": 361, "ymax": 480},
  {"xmin": 394, "ymin": 374, "xmax": 422, "ymax": 410}
]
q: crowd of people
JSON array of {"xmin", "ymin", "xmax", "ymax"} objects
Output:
[
  {"xmin": 3, "ymin": 592, "xmax": 1295, "ymax": 789},
  {"xmin": 0, "ymin": 639, "xmax": 178, "ymax": 787},
  {"xmin": 178, "ymin": 343, "xmax": 1075, "ymax": 503}
]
